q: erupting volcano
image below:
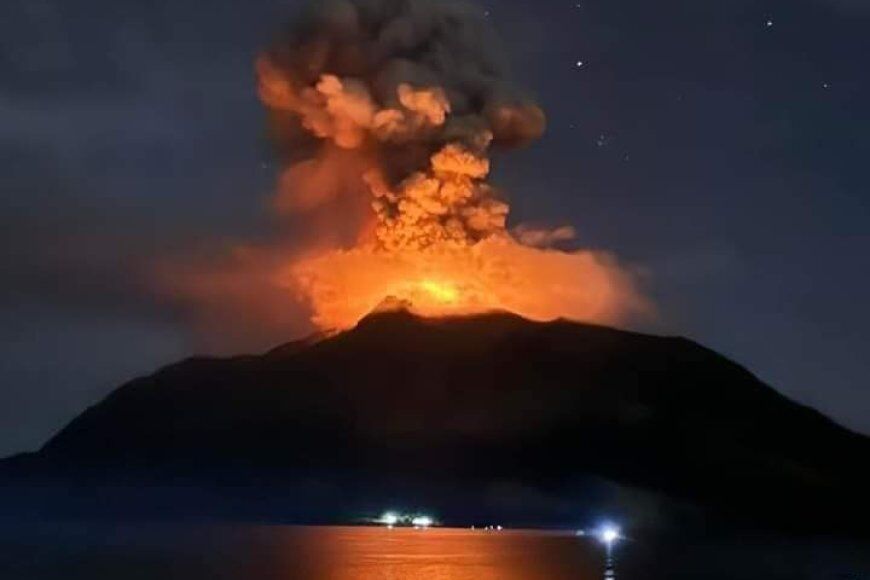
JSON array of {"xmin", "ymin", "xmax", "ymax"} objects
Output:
[
  {"xmin": 161, "ymin": 0, "xmax": 648, "ymax": 345},
  {"xmin": 252, "ymin": 0, "xmax": 646, "ymax": 333}
]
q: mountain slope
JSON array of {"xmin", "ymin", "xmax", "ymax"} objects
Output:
[{"xmin": 4, "ymin": 310, "xmax": 869, "ymax": 528}]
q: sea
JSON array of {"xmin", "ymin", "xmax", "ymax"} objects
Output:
[{"xmin": 0, "ymin": 523, "xmax": 868, "ymax": 579}]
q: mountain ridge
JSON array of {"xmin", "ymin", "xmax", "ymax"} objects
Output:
[{"xmin": 2, "ymin": 309, "xmax": 868, "ymax": 530}]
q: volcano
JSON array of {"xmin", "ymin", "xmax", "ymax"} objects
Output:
[{"xmin": 2, "ymin": 310, "xmax": 869, "ymax": 531}]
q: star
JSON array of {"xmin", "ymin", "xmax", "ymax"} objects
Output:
[
  {"xmin": 576, "ymin": 60, "xmax": 584, "ymax": 68},
  {"xmin": 766, "ymin": 19, "xmax": 774, "ymax": 27}
]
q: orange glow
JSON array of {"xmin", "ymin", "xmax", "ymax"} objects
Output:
[
  {"xmin": 159, "ymin": 32, "xmax": 649, "ymax": 347},
  {"xmin": 251, "ymin": 14, "xmax": 653, "ymax": 335},
  {"xmin": 278, "ymin": 139, "xmax": 647, "ymax": 332},
  {"xmin": 270, "ymin": 527, "xmax": 598, "ymax": 580},
  {"xmin": 418, "ymin": 279, "xmax": 460, "ymax": 304},
  {"xmin": 285, "ymin": 234, "xmax": 644, "ymax": 331}
]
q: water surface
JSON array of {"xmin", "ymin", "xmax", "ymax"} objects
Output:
[
  {"xmin": 1, "ymin": 523, "xmax": 869, "ymax": 579},
  {"xmin": 0, "ymin": 524, "xmax": 599, "ymax": 580}
]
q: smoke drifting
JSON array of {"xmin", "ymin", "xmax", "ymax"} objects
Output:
[
  {"xmin": 259, "ymin": 0, "xmax": 545, "ymax": 149},
  {"xmin": 257, "ymin": 0, "xmax": 544, "ymax": 238},
  {"xmin": 162, "ymin": 0, "xmax": 648, "ymax": 346}
]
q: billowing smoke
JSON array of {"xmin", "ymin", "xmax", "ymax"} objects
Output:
[
  {"xmin": 257, "ymin": 0, "xmax": 545, "ymax": 244},
  {"xmin": 160, "ymin": 0, "xmax": 648, "ymax": 347},
  {"xmin": 259, "ymin": 0, "xmax": 544, "ymax": 151}
]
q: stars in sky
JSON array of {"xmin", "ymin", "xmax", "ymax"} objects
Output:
[{"xmin": 564, "ymin": 6, "xmax": 831, "ymax": 168}]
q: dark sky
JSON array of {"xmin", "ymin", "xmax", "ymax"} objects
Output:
[{"xmin": 1, "ymin": 0, "xmax": 868, "ymax": 457}]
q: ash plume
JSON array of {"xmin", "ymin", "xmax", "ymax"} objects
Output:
[
  {"xmin": 258, "ymin": 0, "xmax": 545, "ymax": 155},
  {"xmin": 256, "ymin": 0, "xmax": 545, "ymax": 245},
  {"xmin": 159, "ymin": 0, "xmax": 648, "ymax": 347}
]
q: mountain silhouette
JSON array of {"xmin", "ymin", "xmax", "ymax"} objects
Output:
[{"xmin": 2, "ymin": 310, "xmax": 868, "ymax": 530}]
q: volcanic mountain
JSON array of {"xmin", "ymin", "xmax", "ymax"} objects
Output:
[{"xmin": 2, "ymin": 309, "xmax": 869, "ymax": 530}]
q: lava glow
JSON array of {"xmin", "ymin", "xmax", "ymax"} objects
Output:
[
  {"xmin": 161, "ymin": 0, "xmax": 649, "ymax": 344},
  {"xmin": 418, "ymin": 280, "xmax": 460, "ymax": 304},
  {"xmin": 286, "ymin": 234, "xmax": 642, "ymax": 331},
  {"xmin": 255, "ymin": 0, "xmax": 649, "ymax": 333},
  {"xmin": 278, "ymin": 136, "xmax": 644, "ymax": 331}
]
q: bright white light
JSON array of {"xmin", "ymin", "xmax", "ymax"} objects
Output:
[
  {"xmin": 598, "ymin": 525, "xmax": 621, "ymax": 545},
  {"xmin": 380, "ymin": 512, "xmax": 399, "ymax": 526},
  {"xmin": 411, "ymin": 515, "xmax": 433, "ymax": 528}
]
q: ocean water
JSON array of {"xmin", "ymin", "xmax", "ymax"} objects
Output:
[{"xmin": 0, "ymin": 523, "xmax": 868, "ymax": 579}]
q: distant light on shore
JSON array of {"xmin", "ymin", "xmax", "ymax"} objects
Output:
[
  {"xmin": 376, "ymin": 511, "xmax": 435, "ymax": 528},
  {"xmin": 599, "ymin": 525, "xmax": 620, "ymax": 545},
  {"xmin": 411, "ymin": 515, "xmax": 433, "ymax": 528},
  {"xmin": 379, "ymin": 512, "xmax": 399, "ymax": 527}
]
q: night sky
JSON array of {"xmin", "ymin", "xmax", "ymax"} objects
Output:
[{"xmin": 1, "ymin": 0, "xmax": 868, "ymax": 456}]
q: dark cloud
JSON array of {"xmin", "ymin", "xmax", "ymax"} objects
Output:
[{"xmin": 260, "ymin": 0, "xmax": 545, "ymax": 165}]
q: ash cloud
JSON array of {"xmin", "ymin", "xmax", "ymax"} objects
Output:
[
  {"xmin": 258, "ymin": 0, "xmax": 545, "ymax": 170},
  {"xmin": 163, "ymin": 0, "xmax": 647, "ymax": 341},
  {"xmin": 253, "ymin": 0, "xmax": 550, "ymax": 252}
]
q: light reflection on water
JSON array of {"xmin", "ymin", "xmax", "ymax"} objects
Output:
[
  {"xmin": 274, "ymin": 527, "xmax": 599, "ymax": 579},
  {"xmin": 3, "ymin": 522, "xmax": 869, "ymax": 579},
  {"xmin": 0, "ymin": 524, "xmax": 603, "ymax": 580}
]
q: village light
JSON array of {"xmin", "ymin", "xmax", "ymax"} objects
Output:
[
  {"xmin": 380, "ymin": 512, "xmax": 399, "ymax": 527},
  {"xmin": 411, "ymin": 515, "xmax": 433, "ymax": 528},
  {"xmin": 596, "ymin": 523, "xmax": 621, "ymax": 579},
  {"xmin": 599, "ymin": 525, "xmax": 620, "ymax": 546}
]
